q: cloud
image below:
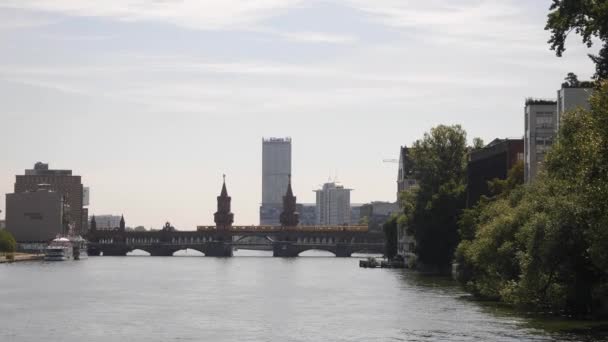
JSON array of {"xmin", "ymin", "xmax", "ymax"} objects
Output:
[{"xmin": 0, "ymin": 0, "xmax": 303, "ymax": 30}]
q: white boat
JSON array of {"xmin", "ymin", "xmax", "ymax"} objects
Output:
[{"xmin": 44, "ymin": 237, "xmax": 74, "ymax": 261}]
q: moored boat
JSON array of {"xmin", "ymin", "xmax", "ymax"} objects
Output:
[{"xmin": 44, "ymin": 237, "xmax": 74, "ymax": 261}]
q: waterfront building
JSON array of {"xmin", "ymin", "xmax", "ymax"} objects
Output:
[
  {"xmin": 5, "ymin": 186, "xmax": 65, "ymax": 242},
  {"xmin": 359, "ymin": 201, "xmax": 399, "ymax": 232},
  {"xmin": 467, "ymin": 138, "xmax": 524, "ymax": 207},
  {"xmin": 397, "ymin": 146, "xmax": 417, "ymax": 200},
  {"xmin": 314, "ymin": 182, "xmax": 352, "ymax": 225},
  {"xmin": 14, "ymin": 162, "xmax": 87, "ymax": 234},
  {"xmin": 260, "ymin": 138, "xmax": 292, "ymax": 225},
  {"xmin": 557, "ymin": 83, "xmax": 593, "ymax": 133},
  {"xmin": 89, "ymin": 215, "xmax": 123, "ymax": 230},
  {"xmin": 524, "ymin": 99, "xmax": 558, "ymax": 183}
]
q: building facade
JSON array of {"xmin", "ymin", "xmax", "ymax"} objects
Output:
[
  {"xmin": 297, "ymin": 204, "xmax": 317, "ymax": 226},
  {"xmin": 524, "ymin": 99, "xmax": 557, "ymax": 183},
  {"xmin": 359, "ymin": 201, "xmax": 399, "ymax": 233},
  {"xmin": 467, "ymin": 138, "xmax": 524, "ymax": 207},
  {"xmin": 260, "ymin": 138, "xmax": 292, "ymax": 225},
  {"xmin": 557, "ymin": 85, "xmax": 593, "ymax": 133},
  {"xmin": 397, "ymin": 146, "xmax": 417, "ymax": 200},
  {"xmin": 14, "ymin": 162, "xmax": 87, "ymax": 234},
  {"xmin": 6, "ymin": 188, "xmax": 64, "ymax": 242},
  {"xmin": 90, "ymin": 215, "xmax": 123, "ymax": 230},
  {"xmin": 314, "ymin": 182, "xmax": 352, "ymax": 225}
]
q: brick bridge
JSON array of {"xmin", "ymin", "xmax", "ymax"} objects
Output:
[{"xmin": 87, "ymin": 177, "xmax": 385, "ymax": 257}]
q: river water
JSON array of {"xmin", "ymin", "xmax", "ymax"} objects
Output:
[{"xmin": 0, "ymin": 251, "xmax": 606, "ymax": 342}]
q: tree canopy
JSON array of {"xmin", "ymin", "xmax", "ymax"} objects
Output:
[
  {"xmin": 546, "ymin": 0, "xmax": 608, "ymax": 79},
  {"xmin": 403, "ymin": 125, "xmax": 468, "ymax": 271},
  {"xmin": 0, "ymin": 230, "xmax": 16, "ymax": 253},
  {"xmin": 456, "ymin": 82, "xmax": 608, "ymax": 316}
]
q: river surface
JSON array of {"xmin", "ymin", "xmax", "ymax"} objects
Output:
[{"xmin": 0, "ymin": 251, "xmax": 606, "ymax": 342}]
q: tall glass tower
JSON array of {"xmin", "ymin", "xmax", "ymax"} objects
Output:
[{"xmin": 260, "ymin": 138, "xmax": 292, "ymax": 225}]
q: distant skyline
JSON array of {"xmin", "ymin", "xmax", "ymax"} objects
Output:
[{"xmin": 0, "ymin": 0, "xmax": 598, "ymax": 229}]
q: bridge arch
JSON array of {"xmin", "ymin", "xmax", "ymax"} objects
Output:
[
  {"xmin": 127, "ymin": 248, "xmax": 152, "ymax": 256},
  {"xmin": 297, "ymin": 248, "xmax": 337, "ymax": 257},
  {"xmin": 173, "ymin": 248, "xmax": 205, "ymax": 256}
]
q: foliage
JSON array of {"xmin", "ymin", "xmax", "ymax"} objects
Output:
[
  {"xmin": 546, "ymin": 1, "xmax": 608, "ymax": 79},
  {"xmin": 456, "ymin": 82, "xmax": 608, "ymax": 316},
  {"xmin": 403, "ymin": 125, "xmax": 468, "ymax": 271},
  {"xmin": 382, "ymin": 216, "xmax": 398, "ymax": 260},
  {"xmin": 0, "ymin": 230, "xmax": 16, "ymax": 253},
  {"xmin": 472, "ymin": 137, "xmax": 485, "ymax": 150}
]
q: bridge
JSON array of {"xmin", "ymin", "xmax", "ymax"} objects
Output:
[
  {"xmin": 87, "ymin": 224, "xmax": 384, "ymax": 257},
  {"xmin": 86, "ymin": 176, "xmax": 386, "ymax": 258}
]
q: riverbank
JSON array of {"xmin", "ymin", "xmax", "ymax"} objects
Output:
[{"xmin": 0, "ymin": 253, "xmax": 43, "ymax": 263}]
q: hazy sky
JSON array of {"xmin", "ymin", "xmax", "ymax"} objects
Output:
[{"xmin": 0, "ymin": 0, "xmax": 597, "ymax": 229}]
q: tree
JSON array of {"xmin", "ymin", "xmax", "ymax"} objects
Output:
[
  {"xmin": 456, "ymin": 82, "xmax": 608, "ymax": 316},
  {"xmin": 0, "ymin": 230, "xmax": 16, "ymax": 254},
  {"xmin": 546, "ymin": 0, "xmax": 608, "ymax": 79},
  {"xmin": 472, "ymin": 137, "xmax": 485, "ymax": 150},
  {"xmin": 563, "ymin": 72, "xmax": 580, "ymax": 87},
  {"xmin": 407, "ymin": 125, "xmax": 468, "ymax": 271},
  {"xmin": 383, "ymin": 216, "xmax": 398, "ymax": 260}
]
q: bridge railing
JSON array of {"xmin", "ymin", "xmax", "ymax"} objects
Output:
[{"xmin": 195, "ymin": 225, "xmax": 370, "ymax": 232}]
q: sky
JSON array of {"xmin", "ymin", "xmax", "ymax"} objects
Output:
[{"xmin": 0, "ymin": 0, "xmax": 598, "ymax": 229}]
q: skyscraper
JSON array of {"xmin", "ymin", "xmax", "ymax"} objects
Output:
[
  {"xmin": 260, "ymin": 137, "xmax": 292, "ymax": 225},
  {"xmin": 314, "ymin": 182, "xmax": 352, "ymax": 226}
]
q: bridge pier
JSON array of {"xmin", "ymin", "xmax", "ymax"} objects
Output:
[
  {"xmin": 149, "ymin": 246, "xmax": 175, "ymax": 256},
  {"xmin": 205, "ymin": 242, "xmax": 233, "ymax": 257},
  {"xmin": 273, "ymin": 242, "xmax": 298, "ymax": 257},
  {"xmin": 335, "ymin": 244, "xmax": 353, "ymax": 258}
]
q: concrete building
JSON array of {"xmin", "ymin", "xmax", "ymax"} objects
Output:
[
  {"xmin": 6, "ymin": 187, "xmax": 65, "ymax": 242},
  {"xmin": 0, "ymin": 220, "xmax": 5, "ymax": 230},
  {"xmin": 14, "ymin": 162, "xmax": 87, "ymax": 234},
  {"xmin": 524, "ymin": 99, "xmax": 558, "ymax": 183},
  {"xmin": 89, "ymin": 215, "xmax": 122, "ymax": 230},
  {"xmin": 359, "ymin": 201, "xmax": 399, "ymax": 232},
  {"xmin": 314, "ymin": 182, "xmax": 352, "ymax": 225},
  {"xmin": 467, "ymin": 138, "xmax": 524, "ymax": 207},
  {"xmin": 397, "ymin": 146, "xmax": 417, "ymax": 200},
  {"xmin": 260, "ymin": 138, "xmax": 292, "ymax": 225},
  {"xmin": 557, "ymin": 85, "xmax": 593, "ymax": 133}
]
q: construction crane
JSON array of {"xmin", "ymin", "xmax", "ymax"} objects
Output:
[{"xmin": 382, "ymin": 159, "xmax": 398, "ymax": 163}]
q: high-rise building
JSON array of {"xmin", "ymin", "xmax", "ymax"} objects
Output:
[
  {"xmin": 524, "ymin": 99, "xmax": 557, "ymax": 183},
  {"xmin": 557, "ymin": 84, "xmax": 593, "ymax": 133},
  {"xmin": 260, "ymin": 137, "xmax": 292, "ymax": 225},
  {"xmin": 314, "ymin": 182, "xmax": 352, "ymax": 225},
  {"xmin": 14, "ymin": 162, "xmax": 87, "ymax": 234},
  {"xmin": 6, "ymin": 186, "xmax": 65, "ymax": 242}
]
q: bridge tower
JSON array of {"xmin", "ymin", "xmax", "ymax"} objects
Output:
[
  {"xmin": 119, "ymin": 215, "xmax": 126, "ymax": 232},
  {"xmin": 280, "ymin": 174, "xmax": 299, "ymax": 227},
  {"xmin": 90, "ymin": 215, "xmax": 97, "ymax": 232},
  {"xmin": 214, "ymin": 175, "xmax": 234, "ymax": 230}
]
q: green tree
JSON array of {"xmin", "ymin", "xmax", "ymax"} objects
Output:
[
  {"xmin": 383, "ymin": 216, "xmax": 398, "ymax": 260},
  {"xmin": 546, "ymin": 0, "xmax": 608, "ymax": 79},
  {"xmin": 0, "ymin": 230, "xmax": 16, "ymax": 254},
  {"xmin": 456, "ymin": 82, "xmax": 608, "ymax": 316},
  {"xmin": 408, "ymin": 125, "xmax": 468, "ymax": 271}
]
